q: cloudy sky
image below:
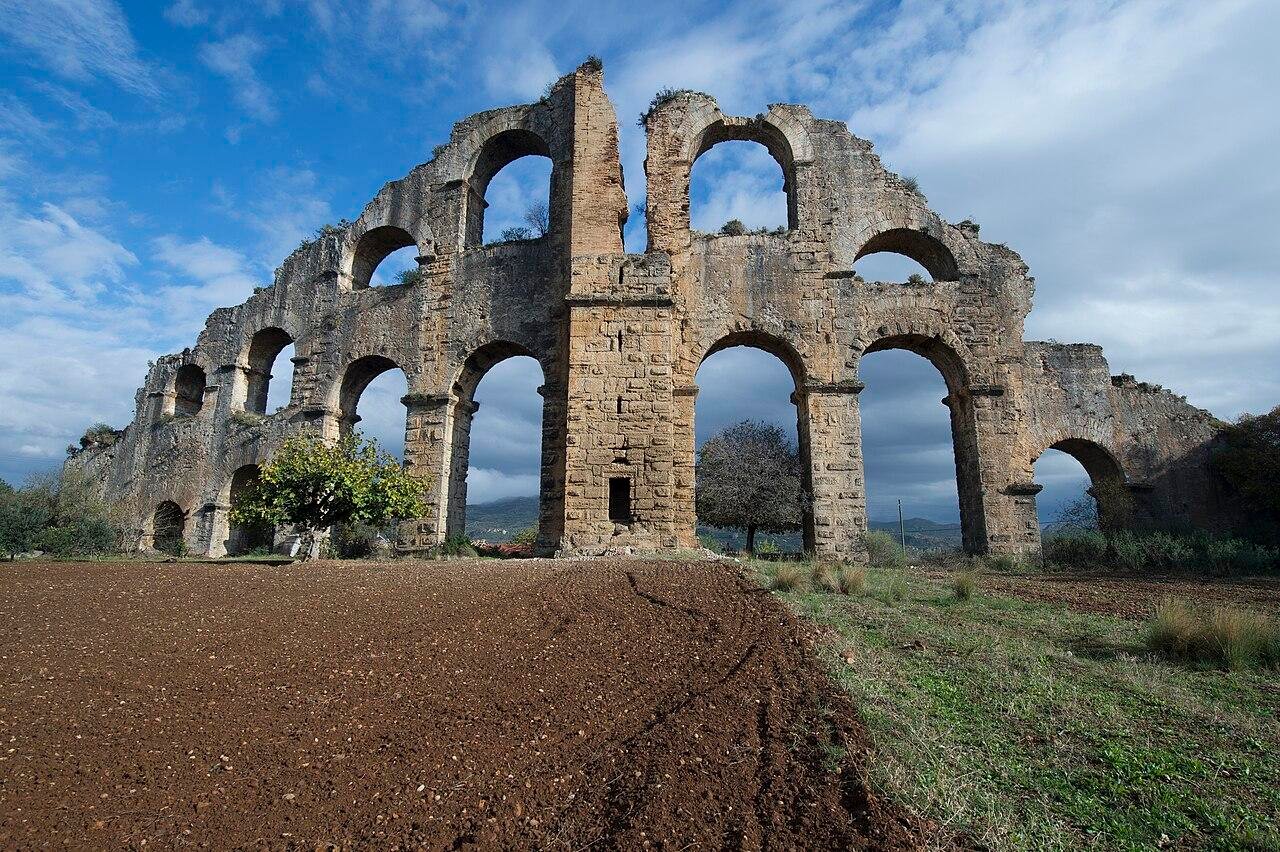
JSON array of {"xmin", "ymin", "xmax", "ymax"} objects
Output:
[{"xmin": 0, "ymin": 0, "xmax": 1276, "ymax": 525}]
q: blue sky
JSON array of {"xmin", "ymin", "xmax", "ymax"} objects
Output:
[{"xmin": 1, "ymin": 0, "xmax": 1277, "ymax": 525}]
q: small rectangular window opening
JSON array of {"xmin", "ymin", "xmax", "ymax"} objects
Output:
[
  {"xmin": 616, "ymin": 329, "xmax": 623, "ymax": 352},
  {"xmin": 608, "ymin": 476, "xmax": 632, "ymax": 523},
  {"xmin": 616, "ymin": 396, "xmax": 623, "ymax": 414}
]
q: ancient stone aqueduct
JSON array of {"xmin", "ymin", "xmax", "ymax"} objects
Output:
[{"xmin": 69, "ymin": 61, "xmax": 1233, "ymax": 559}]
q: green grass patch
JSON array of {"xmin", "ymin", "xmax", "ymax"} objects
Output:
[{"xmin": 776, "ymin": 567, "xmax": 1280, "ymax": 850}]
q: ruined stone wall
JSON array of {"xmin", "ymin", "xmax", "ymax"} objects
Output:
[{"xmin": 67, "ymin": 61, "xmax": 1238, "ymax": 560}]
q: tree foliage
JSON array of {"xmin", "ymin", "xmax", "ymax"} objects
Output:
[
  {"xmin": 1214, "ymin": 407, "xmax": 1280, "ymax": 516},
  {"xmin": 696, "ymin": 420, "xmax": 805, "ymax": 552},
  {"xmin": 231, "ymin": 434, "xmax": 426, "ymax": 559},
  {"xmin": 0, "ymin": 470, "xmax": 122, "ymax": 557}
]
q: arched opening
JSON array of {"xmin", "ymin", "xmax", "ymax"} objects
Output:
[
  {"xmin": 446, "ymin": 343, "xmax": 545, "ymax": 543},
  {"xmin": 694, "ymin": 334, "xmax": 807, "ymax": 553},
  {"xmin": 858, "ymin": 334, "xmax": 980, "ymax": 554},
  {"xmin": 173, "ymin": 364, "xmax": 205, "ymax": 417},
  {"xmin": 243, "ymin": 327, "xmax": 294, "ymax": 414},
  {"xmin": 349, "ymin": 225, "xmax": 420, "ymax": 289},
  {"xmin": 1034, "ymin": 440, "xmax": 1128, "ymax": 533},
  {"xmin": 689, "ymin": 139, "xmax": 791, "ymax": 235},
  {"xmin": 853, "ymin": 228, "xmax": 959, "ymax": 282},
  {"xmin": 152, "ymin": 501, "xmax": 185, "ymax": 555},
  {"xmin": 226, "ymin": 464, "xmax": 273, "ymax": 555},
  {"xmin": 338, "ymin": 355, "xmax": 409, "ymax": 458},
  {"xmin": 467, "ymin": 129, "xmax": 553, "ymax": 247}
]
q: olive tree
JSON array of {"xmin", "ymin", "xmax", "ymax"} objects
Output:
[
  {"xmin": 231, "ymin": 434, "xmax": 426, "ymax": 560},
  {"xmin": 696, "ymin": 420, "xmax": 805, "ymax": 553}
]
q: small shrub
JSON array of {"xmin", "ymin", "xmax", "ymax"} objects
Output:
[
  {"xmin": 438, "ymin": 534, "xmax": 478, "ymax": 558},
  {"xmin": 984, "ymin": 553, "xmax": 1024, "ymax": 573},
  {"xmin": 35, "ymin": 517, "xmax": 118, "ymax": 556},
  {"xmin": 1044, "ymin": 530, "xmax": 1107, "ymax": 567},
  {"xmin": 771, "ymin": 563, "xmax": 810, "ymax": 592},
  {"xmin": 719, "ymin": 219, "xmax": 747, "ymax": 237},
  {"xmin": 814, "ymin": 563, "xmax": 841, "ymax": 592},
  {"xmin": 581, "ymin": 54, "xmax": 603, "ymax": 72},
  {"xmin": 901, "ymin": 175, "xmax": 920, "ymax": 194},
  {"xmin": 510, "ymin": 526, "xmax": 538, "ymax": 546},
  {"xmin": 906, "ymin": 273, "xmax": 926, "ymax": 285},
  {"xmin": 396, "ymin": 267, "xmax": 424, "ymax": 287},
  {"xmin": 230, "ymin": 410, "xmax": 264, "ymax": 428},
  {"xmin": 1147, "ymin": 599, "xmax": 1280, "ymax": 670},
  {"xmin": 1141, "ymin": 531, "xmax": 1194, "ymax": 569},
  {"xmin": 952, "ymin": 569, "xmax": 978, "ymax": 600},
  {"xmin": 332, "ymin": 521, "xmax": 385, "ymax": 558},
  {"xmin": 697, "ymin": 533, "xmax": 724, "ymax": 553},
  {"xmin": 756, "ymin": 538, "xmax": 781, "ymax": 555},
  {"xmin": 1109, "ymin": 529, "xmax": 1147, "ymax": 572},
  {"xmin": 838, "ymin": 564, "xmax": 866, "ymax": 595},
  {"xmin": 637, "ymin": 87, "xmax": 703, "ymax": 127},
  {"xmin": 863, "ymin": 530, "xmax": 905, "ymax": 569}
]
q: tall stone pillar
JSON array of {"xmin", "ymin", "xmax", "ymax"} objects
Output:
[
  {"xmin": 795, "ymin": 381, "xmax": 868, "ymax": 561},
  {"xmin": 947, "ymin": 385, "xmax": 1041, "ymax": 556},
  {"xmin": 672, "ymin": 384, "xmax": 699, "ymax": 548},
  {"xmin": 444, "ymin": 399, "xmax": 479, "ymax": 537},
  {"xmin": 537, "ymin": 382, "xmax": 568, "ymax": 552},
  {"xmin": 399, "ymin": 393, "xmax": 453, "ymax": 550}
]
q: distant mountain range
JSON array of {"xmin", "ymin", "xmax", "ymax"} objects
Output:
[{"xmin": 466, "ymin": 495, "xmax": 963, "ymax": 551}]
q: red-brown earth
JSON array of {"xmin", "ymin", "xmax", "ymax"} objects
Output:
[{"xmin": 0, "ymin": 559, "xmax": 932, "ymax": 850}]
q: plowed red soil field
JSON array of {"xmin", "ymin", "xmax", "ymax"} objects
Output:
[{"xmin": 0, "ymin": 559, "xmax": 928, "ymax": 849}]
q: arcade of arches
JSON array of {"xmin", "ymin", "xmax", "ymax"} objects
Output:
[{"xmin": 69, "ymin": 61, "xmax": 1232, "ymax": 559}]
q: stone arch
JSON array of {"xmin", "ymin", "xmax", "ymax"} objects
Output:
[
  {"xmin": 463, "ymin": 128, "xmax": 554, "ymax": 248},
  {"xmin": 172, "ymin": 364, "xmax": 206, "ymax": 417},
  {"xmin": 223, "ymin": 463, "xmax": 273, "ymax": 555},
  {"xmin": 684, "ymin": 328, "xmax": 813, "ymax": 550},
  {"xmin": 241, "ymin": 326, "xmax": 294, "ymax": 414},
  {"xmin": 345, "ymin": 225, "xmax": 419, "ymax": 290},
  {"xmin": 856, "ymin": 331, "xmax": 986, "ymax": 552},
  {"xmin": 442, "ymin": 340, "xmax": 549, "ymax": 540},
  {"xmin": 699, "ymin": 328, "xmax": 808, "ymax": 388},
  {"xmin": 854, "ymin": 228, "xmax": 960, "ymax": 282},
  {"xmin": 1033, "ymin": 437, "xmax": 1130, "ymax": 532},
  {"xmin": 151, "ymin": 500, "xmax": 185, "ymax": 554},
  {"xmin": 861, "ymin": 331, "xmax": 971, "ymax": 394},
  {"xmin": 335, "ymin": 354, "xmax": 403, "ymax": 434},
  {"xmin": 688, "ymin": 118, "xmax": 801, "ymax": 231}
]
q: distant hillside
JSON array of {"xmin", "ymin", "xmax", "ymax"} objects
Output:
[
  {"xmin": 466, "ymin": 495, "xmax": 539, "ymax": 542},
  {"xmin": 465, "ymin": 495, "xmax": 962, "ymax": 551}
]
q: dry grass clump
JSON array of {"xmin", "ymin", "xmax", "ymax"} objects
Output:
[
  {"xmin": 771, "ymin": 563, "xmax": 811, "ymax": 592},
  {"xmin": 952, "ymin": 569, "xmax": 978, "ymax": 601},
  {"xmin": 814, "ymin": 563, "xmax": 841, "ymax": 593},
  {"xmin": 839, "ymin": 564, "xmax": 867, "ymax": 595},
  {"xmin": 1147, "ymin": 599, "xmax": 1280, "ymax": 670}
]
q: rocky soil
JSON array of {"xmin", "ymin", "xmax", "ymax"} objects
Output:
[{"xmin": 0, "ymin": 559, "xmax": 930, "ymax": 849}]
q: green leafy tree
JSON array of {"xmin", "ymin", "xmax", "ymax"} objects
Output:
[
  {"xmin": 696, "ymin": 420, "xmax": 805, "ymax": 553},
  {"xmin": 1215, "ymin": 407, "xmax": 1280, "ymax": 513},
  {"xmin": 231, "ymin": 434, "xmax": 427, "ymax": 560},
  {"xmin": 0, "ymin": 481, "xmax": 50, "ymax": 557}
]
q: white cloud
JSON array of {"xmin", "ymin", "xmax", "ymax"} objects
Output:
[
  {"xmin": 199, "ymin": 34, "xmax": 276, "ymax": 123},
  {"xmin": 164, "ymin": 0, "xmax": 209, "ymax": 27},
  {"xmin": 0, "ymin": 0, "xmax": 161, "ymax": 97}
]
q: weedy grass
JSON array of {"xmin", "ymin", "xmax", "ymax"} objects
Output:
[
  {"xmin": 773, "ymin": 567, "xmax": 1280, "ymax": 851},
  {"xmin": 952, "ymin": 569, "xmax": 978, "ymax": 601},
  {"xmin": 838, "ymin": 564, "xmax": 867, "ymax": 595},
  {"xmin": 1148, "ymin": 599, "xmax": 1280, "ymax": 671},
  {"xmin": 770, "ymin": 562, "xmax": 811, "ymax": 592}
]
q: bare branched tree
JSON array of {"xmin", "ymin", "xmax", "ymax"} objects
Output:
[{"xmin": 524, "ymin": 200, "xmax": 550, "ymax": 237}]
